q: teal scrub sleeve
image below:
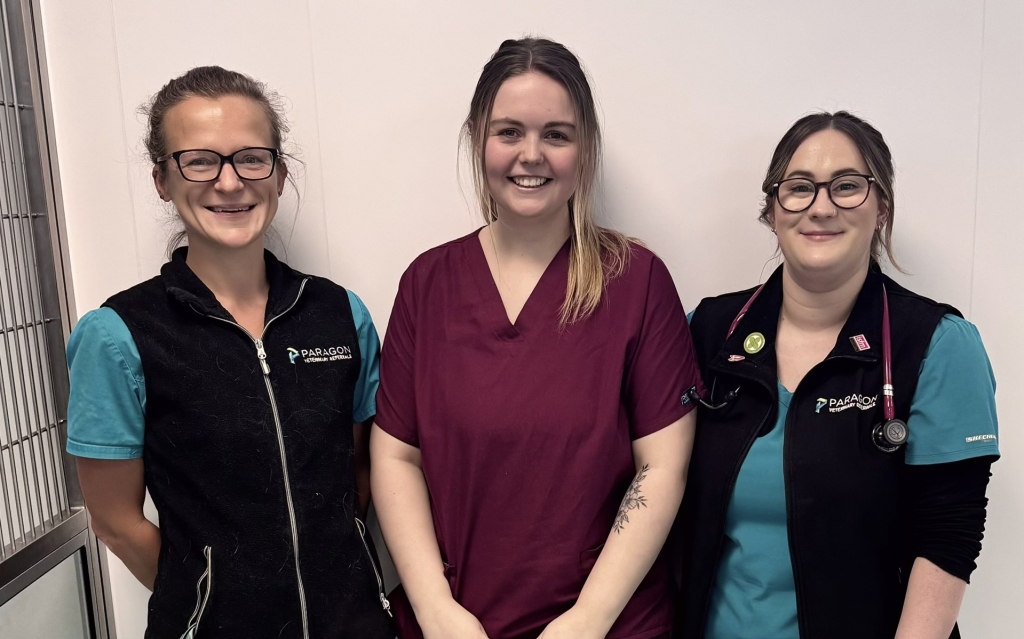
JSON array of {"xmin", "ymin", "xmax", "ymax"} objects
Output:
[
  {"xmin": 347, "ymin": 290, "xmax": 381, "ymax": 424},
  {"xmin": 65, "ymin": 307, "xmax": 146, "ymax": 460},
  {"xmin": 905, "ymin": 315, "xmax": 1000, "ymax": 465}
]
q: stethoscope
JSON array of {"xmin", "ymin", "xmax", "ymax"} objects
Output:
[{"xmin": 687, "ymin": 283, "xmax": 909, "ymax": 453}]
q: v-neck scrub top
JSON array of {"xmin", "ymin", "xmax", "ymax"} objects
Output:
[{"xmin": 376, "ymin": 231, "xmax": 703, "ymax": 639}]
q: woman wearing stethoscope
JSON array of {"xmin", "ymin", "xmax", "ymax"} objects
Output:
[{"xmin": 672, "ymin": 111, "xmax": 999, "ymax": 639}]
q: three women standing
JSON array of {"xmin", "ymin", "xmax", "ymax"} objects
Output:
[{"xmin": 63, "ymin": 39, "xmax": 999, "ymax": 639}]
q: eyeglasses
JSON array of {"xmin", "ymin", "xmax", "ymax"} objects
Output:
[
  {"xmin": 156, "ymin": 147, "xmax": 279, "ymax": 183},
  {"xmin": 771, "ymin": 173, "xmax": 875, "ymax": 213}
]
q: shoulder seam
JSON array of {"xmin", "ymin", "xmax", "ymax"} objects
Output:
[
  {"xmin": 925, "ymin": 314, "xmax": 982, "ymax": 354},
  {"xmin": 92, "ymin": 310, "xmax": 144, "ymax": 387}
]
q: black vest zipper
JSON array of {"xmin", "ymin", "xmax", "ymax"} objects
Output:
[
  {"xmin": 783, "ymin": 352, "xmax": 875, "ymax": 638},
  {"xmin": 783, "ymin": 381, "xmax": 806, "ymax": 638},
  {"xmin": 190, "ymin": 278, "xmax": 312, "ymax": 639},
  {"xmin": 355, "ymin": 517, "xmax": 393, "ymax": 617},
  {"xmin": 697, "ymin": 368, "xmax": 776, "ymax": 636}
]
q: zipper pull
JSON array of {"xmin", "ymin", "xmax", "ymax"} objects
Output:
[{"xmin": 255, "ymin": 339, "xmax": 271, "ymax": 375}]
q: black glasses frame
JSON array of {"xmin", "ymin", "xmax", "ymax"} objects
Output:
[
  {"xmin": 771, "ymin": 173, "xmax": 876, "ymax": 213},
  {"xmin": 156, "ymin": 147, "xmax": 280, "ymax": 183}
]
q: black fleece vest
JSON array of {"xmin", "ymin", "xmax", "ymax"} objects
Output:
[
  {"xmin": 104, "ymin": 249, "xmax": 393, "ymax": 639},
  {"xmin": 672, "ymin": 264, "xmax": 961, "ymax": 639}
]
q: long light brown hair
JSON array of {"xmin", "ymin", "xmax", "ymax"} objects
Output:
[{"xmin": 462, "ymin": 38, "xmax": 633, "ymax": 327}]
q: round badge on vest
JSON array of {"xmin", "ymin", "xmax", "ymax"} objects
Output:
[{"xmin": 743, "ymin": 332, "xmax": 766, "ymax": 354}]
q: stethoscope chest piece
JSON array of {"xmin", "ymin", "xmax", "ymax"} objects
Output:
[{"xmin": 872, "ymin": 418, "xmax": 908, "ymax": 453}]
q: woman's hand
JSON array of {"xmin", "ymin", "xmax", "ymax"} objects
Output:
[
  {"xmin": 537, "ymin": 606, "xmax": 606, "ymax": 639},
  {"xmin": 417, "ymin": 597, "xmax": 489, "ymax": 639}
]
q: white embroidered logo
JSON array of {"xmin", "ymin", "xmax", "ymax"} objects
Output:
[
  {"xmin": 287, "ymin": 345, "xmax": 353, "ymax": 364},
  {"xmin": 815, "ymin": 393, "xmax": 878, "ymax": 414}
]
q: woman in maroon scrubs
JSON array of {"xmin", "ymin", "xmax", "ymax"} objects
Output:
[{"xmin": 371, "ymin": 37, "xmax": 703, "ymax": 639}]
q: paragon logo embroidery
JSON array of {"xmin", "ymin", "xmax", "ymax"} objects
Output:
[
  {"xmin": 815, "ymin": 393, "xmax": 878, "ymax": 414},
  {"xmin": 287, "ymin": 345, "xmax": 353, "ymax": 364}
]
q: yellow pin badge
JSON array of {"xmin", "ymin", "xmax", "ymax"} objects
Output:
[{"xmin": 743, "ymin": 332, "xmax": 766, "ymax": 354}]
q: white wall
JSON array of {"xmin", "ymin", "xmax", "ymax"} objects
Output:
[
  {"xmin": 961, "ymin": 1, "xmax": 1024, "ymax": 635},
  {"xmin": 38, "ymin": 1, "xmax": 1022, "ymax": 636}
]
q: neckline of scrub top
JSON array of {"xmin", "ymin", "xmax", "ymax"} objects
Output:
[{"xmin": 465, "ymin": 227, "xmax": 572, "ymax": 341}]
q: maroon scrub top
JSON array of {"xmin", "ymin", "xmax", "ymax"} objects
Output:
[{"xmin": 376, "ymin": 230, "xmax": 702, "ymax": 639}]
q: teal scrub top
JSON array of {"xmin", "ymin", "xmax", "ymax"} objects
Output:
[
  {"xmin": 703, "ymin": 314, "xmax": 1000, "ymax": 639},
  {"xmin": 66, "ymin": 289, "xmax": 382, "ymax": 460}
]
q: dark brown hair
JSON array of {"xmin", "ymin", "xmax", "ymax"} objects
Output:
[
  {"xmin": 760, "ymin": 111, "xmax": 900, "ymax": 269},
  {"xmin": 140, "ymin": 66, "xmax": 293, "ymax": 254},
  {"xmin": 462, "ymin": 37, "xmax": 632, "ymax": 327}
]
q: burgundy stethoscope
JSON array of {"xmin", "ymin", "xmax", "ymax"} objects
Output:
[{"xmin": 687, "ymin": 283, "xmax": 908, "ymax": 453}]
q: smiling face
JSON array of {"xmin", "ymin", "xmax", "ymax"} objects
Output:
[
  {"xmin": 154, "ymin": 95, "xmax": 286, "ymax": 253},
  {"xmin": 483, "ymin": 72, "xmax": 579, "ymax": 225},
  {"xmin": 771, "ymin": 129, "xmax": 886, "ymax": 282}
]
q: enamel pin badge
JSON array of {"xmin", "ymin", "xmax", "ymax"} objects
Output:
[
  {"xmin": 743, "ymin": 332, "xmax": 766, "ymax": 354},
  {"xmin": 850, "ymin": 334, "xmax": 871, "ymax": 352}
]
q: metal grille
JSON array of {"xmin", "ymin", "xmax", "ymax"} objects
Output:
[{"xmin": 0, "ymin": 0, "xmax": 70, "ymax": 559}]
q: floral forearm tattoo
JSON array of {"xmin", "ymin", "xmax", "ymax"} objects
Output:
[{"xmin": 613, "ymin": 464, "xmax": 649, "ymax": 534}]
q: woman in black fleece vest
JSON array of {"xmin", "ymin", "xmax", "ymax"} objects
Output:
[
  {"xmin": 672, "ymin": 112, "xmax": 999, "ymax": 639},
  {"xmin": 65, "ymin": 67, "xmax": 394, "ymax": 639}
]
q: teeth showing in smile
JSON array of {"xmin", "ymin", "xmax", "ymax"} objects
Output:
[
  {"xmin": 511, "ymin": 176, "xmax": 549, "ymax": 188},
  {"xmin": 207, "ymin": 205, "xmax": 255, "ymax": 213}
]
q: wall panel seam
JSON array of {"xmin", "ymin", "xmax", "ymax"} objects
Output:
[
  {"xmin": 106, "ymin": 0, "xmax": 141, "ymax": 285},
  {"xmin": 303, "ymin": 0, "xmax": 331, "ymax": 277},
  {"xmin": 967, "ymin": 0, "xmax": 988, "ymax": 319}
]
